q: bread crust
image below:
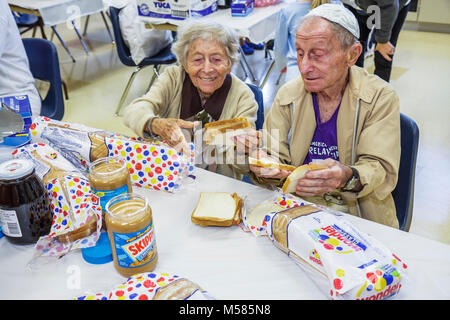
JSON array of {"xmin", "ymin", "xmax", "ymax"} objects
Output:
[
  {"xmin": 248, "ymin": 157, "xmax": 296, "ymax": 171},
  {"xmin": 281, "ymin": 163, "xmax": 328, "ymax": 194},
  {"xmin": 191, "ymin": 192, "xmax": 242, "ymax": 227}
]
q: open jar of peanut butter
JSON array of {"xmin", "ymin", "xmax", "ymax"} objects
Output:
[
  {"xmin": 88, "ymin": 156, "xmax": 132, "ymax": 210},
  {"xmin": 105, "ymin": 193, "xmax": 158, "ymax": 277}
]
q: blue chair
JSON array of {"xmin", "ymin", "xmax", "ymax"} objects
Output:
[
  {"xmin": 392, "ymin": 113, "xmax": 419, "ymax": 232},
  {"xmin": 22, "ymin": 38, "xmax": 65, "ymax": 120},
  {"xmin": 109, "ymin": 6, "xmax": 177, "ymax": 116},
  {"xmin": 246, "ymin": 83, "xmax": 264, "ymax": 130},
  {"xmin": 241, "ymin": 83, "xmax": 264, "ymax": 184}
]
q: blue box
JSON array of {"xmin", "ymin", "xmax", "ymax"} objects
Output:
[
  {"xmin": 231, "ymin": 0, "xmax": 254, "ymax": 16},
  {"xmin": 0, "ymin": 95, "xmax": 31, "ymax": 147}
]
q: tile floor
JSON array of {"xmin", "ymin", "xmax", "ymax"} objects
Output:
[{"xmin": 28, "ymin": 13, "xmax": 450, "ymax": 245}]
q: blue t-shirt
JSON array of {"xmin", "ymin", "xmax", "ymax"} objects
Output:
[{"xmin": 303, "ymin": 93, "xmax": 340, "ymax": 164}]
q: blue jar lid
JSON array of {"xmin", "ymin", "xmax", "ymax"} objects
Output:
[
  {"xmin": 82, "ymin": 232, "xmax": 112, "ymax": 264},
  {"xmin": 0, "ymin": 225, "xmax": 4, "ymax": 239}
]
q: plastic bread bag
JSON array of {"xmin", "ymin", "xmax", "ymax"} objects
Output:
[
  {"xmin": 105, "ymin": 136, "xmax": 195, "ymax": 193},
  {"xmin": 265, "ymin": 204, "xmax": 408, "ymax": 300},
  {"xmin": 75, "ymin": 272, "xmax": 215, "ymax": 300},
  {"xmin": 241, "ymin": 191, "xmax": 310, "ymax": 237},
  {"xmin": 12, "ymin": 143, "xmax": 102, "ymax": 263},
  {"xmin": 29, "ymin": 116, "xmax": 115, "ymax": 170}
]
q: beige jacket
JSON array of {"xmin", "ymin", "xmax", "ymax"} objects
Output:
[
  {"xmin": 253, "ymin": 66, "xmax": 401, "ymax": 228},
  {"xmin": 123, "ymin": 65, "xmax": 258, "ymax": 179}
]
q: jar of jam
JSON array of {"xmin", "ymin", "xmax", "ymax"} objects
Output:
[
  {"xmin": 0, "ymin": 159, "xmax": 52, "ymax": 244},
  {"xmin": 88, "ymin": 156, "xmax": 132, "ymax": 211},
  {"xmin": 105, "ymin": 193, "xmax": 158, "ymax": 277}
]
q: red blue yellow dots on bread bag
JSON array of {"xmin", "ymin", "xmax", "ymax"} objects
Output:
[
  {"xmin": 106, "ymin": 137, "xmax": 194, "ymax": 193},
  {"xmin": 75, "ymin": 272, "xmax": 214, "ymax": 300}
]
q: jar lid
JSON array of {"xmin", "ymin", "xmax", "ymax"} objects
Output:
[
  {"xmin": 81, "ymin": 232, "xmax": 113, "ymax": 265},
  {"xmin": 0, "ymin": 159, "xmax": 35, "ymax": 180}
]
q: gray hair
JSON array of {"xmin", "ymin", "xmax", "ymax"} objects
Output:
[
  {"xmin": 172, "ymin": 19, "xmax": 239, "ymax": 68},
  {"xmin": 296, "ymin": 15, "xmax": 359, "ymax": 50}
]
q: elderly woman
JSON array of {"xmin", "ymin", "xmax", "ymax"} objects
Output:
[
  {"xmin": 249, "ymin": 4, "xmax": 401, "ymax": 228},
  {"xmin": 123, "ymin": 20, "xmax": 259, "ymax": 179}
]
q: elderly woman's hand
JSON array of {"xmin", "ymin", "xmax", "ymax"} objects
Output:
[
  {"xmin": 234, "ymin": 129, "xmax": 262, "ymax": 154},
  {"xmin": 249, "ymin": 149, "xmax": 291, "ymax": 180},
  {"xmin": 295, "ymin": 158, "xmax": 355, "ymax": 197},
  {"xmin": 150, "ymin": 118, "xmax": 198, "ymax": 155}
]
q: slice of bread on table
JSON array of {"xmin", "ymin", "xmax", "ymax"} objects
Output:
[{"xmin": 191, "ymin": 192, "xmax": 242, "ymax": 227}]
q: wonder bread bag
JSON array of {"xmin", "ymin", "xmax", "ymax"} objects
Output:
[
  {"xmin": 30, "ymin": 117, "xmax": 195, "ymax": 193},
  {"xmin": 265, "ymin": 204, "xmax": 408, "ymax": 300},
  {"xmin": 12, "ymin": 143, "xmax": 102, "ymax": 259},
  {"xmin": 29, "ymin": 116, "xmax": 115, "ymax": 171},
  {"xmin": 75, "ymin": 272, "xmax": 214, "ymax": 300}
]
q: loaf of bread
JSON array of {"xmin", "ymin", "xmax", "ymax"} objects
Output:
[{"xmin": 191, "ymin": 192, "xmax": 242, "ymax": 227}]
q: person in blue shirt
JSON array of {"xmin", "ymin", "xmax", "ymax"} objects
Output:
[{"xmin": 274, "ymin": 0, "xmax": 341, "ymax": 83}]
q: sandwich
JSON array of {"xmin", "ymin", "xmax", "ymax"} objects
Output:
[
  {"xmin": 248, "ymin": 156, "xmax": 296, "ymax": 172},
  {"xmin": 281, "ymin": 163, "xmax": 328, "ymax": 194},
  {"xmin": 204, "ymin": 117, "xmax": 252, "ymax": 145},
  {"xmin": 191, "ymin": 192, "xmax": 242, "ymax": 227}
]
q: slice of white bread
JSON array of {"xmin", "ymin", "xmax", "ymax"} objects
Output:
[
  {"xmin": 204, "ymin": 117, "xmax": 252, "ymax": 145},
  {"xmin": 248, "ymin": 157, "xmax": 296, "ymax": 172},
  {"xmin": 246, "ymin": 202, "xmax": 283, "ymax": 229},
  {"xmin": 281, "ymin": 163, "xmax": 328, "ymax": 194},
  {"xmin": 191, "ymin": 192, "xmax": 242, "ymax": 227}
]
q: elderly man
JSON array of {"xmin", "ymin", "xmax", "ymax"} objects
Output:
[{"xmin": 249, "ymin": 4, "xmax": 401, "ymax": 228}]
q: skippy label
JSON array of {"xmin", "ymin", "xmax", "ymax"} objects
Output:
[
  {"xmin": 266, "ymin": 206, "xmax": 408, "ymax": 300},
  {"xmin": 92, "ymin": 184, "xmax": 128, "ymax": 210},
  {"xmin": 112, "ymin": 222, "xmax": 156, "ymax": 268}
]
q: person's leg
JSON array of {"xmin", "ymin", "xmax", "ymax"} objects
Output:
[
  {"xmin": 344, "ymin": 5, "xmax": 371, "ymax": 68},
  {"xmin": 374, "ymin": 3, "xmax": 411, "ymax": 82}
]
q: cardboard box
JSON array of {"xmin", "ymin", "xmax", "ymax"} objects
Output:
[
  {"xmin": 138, "ymin": 0, "xmax": 218, "ymax": 20},
  {"xmin": 231, "ymin": 0, "xmax": 254, "ymax": 17}
]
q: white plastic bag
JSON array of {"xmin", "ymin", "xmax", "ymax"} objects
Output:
[{"xmin": 119, "ymin": 0, "xmax": 173, "ymax": 65}]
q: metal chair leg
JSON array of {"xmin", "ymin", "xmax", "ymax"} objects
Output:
[
  {"xmin": 259, "ymin": 60, "xmax": 276, "ymax": 89},
  {"xmin": 114, "ymin": 67, "xmax": 142, "ymax": 116},
  {"xmin": 100, "ymin": 11, "xmax": 114, "ymax": 43},
  {"xmin": 51, "ymin": 26, "xmax": 76, "ymax": 63},
  {"xmin": 238, "ymin": 47, "xmax": 257, "ymax": 82},
  {"xmin": 145, "ymin": 65, "xmax": 160, "ymax": 93},
  {"xmin": 82, "ymin": 15, "xmax": 90, "ymax": 36},
  {"xmin": 72, "ymin": 20, "xmax": 89, "ymax": 54}
]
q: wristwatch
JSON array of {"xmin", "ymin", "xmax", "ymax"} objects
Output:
[{"xmin": 342, "ymin": 167, "xmax": 360, "ymax": 191}]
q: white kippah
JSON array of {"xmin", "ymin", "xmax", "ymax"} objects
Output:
[{"xmin": 304, "ymin": 3, "xmax": 360, "ymax": 39}]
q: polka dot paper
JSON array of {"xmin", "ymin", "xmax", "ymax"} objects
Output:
[
  {"xmin": 34, "ymin": 175, "xmax": 102, "ymax": 258},
  {"xmin": 264, "ymin": 203, "xmax": 407, "ymax": 300},
  {"xmin": 75, "ymin": 272, "xmax": 214, "ymax": 300},
  {"xmin": 105, "ymin": 137, "xmax": 194, "ymax": 193}
]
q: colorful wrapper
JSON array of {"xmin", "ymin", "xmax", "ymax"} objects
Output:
[
  {"xmin": 106, "ymin": 137, "xmax": 195, "ymax": 193},
  {"xmin": 265, "ymin": 204, "xmax": 408, "ymax": 300},
  {"xmin": 241, "ymin": 193, "xmax": 307, "ymax": 237},
  {"xmin": 75, "ymin": 272, "xmax": 214, "ymax": 300},
  {"xmin": 29, "ymin": 117, "xmax": 195, "ymax": 193},
  {"xmin": 12, "ymin": 143, "xmax": 102, "ymax": 258}
]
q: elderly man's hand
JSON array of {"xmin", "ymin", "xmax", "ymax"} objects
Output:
[
  {"xmin": 249, "ymin": 149, "xmax": 291, "ymax": 180},
  {"xmin": 234, "ymin": 129, "xmax": 262, "ymax": 154},
  {"xmin": 150, "ymin": 118, "xmax": 199, "ymax": 155},
  {"xmin": 295, "ymin": 158, "xmax": 353, "ymax": 197},
  {"xmin": 375, "ymin": 41, "xmax": 395, "ymax": 62}
]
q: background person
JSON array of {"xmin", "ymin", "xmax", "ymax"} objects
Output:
[
  {"xmin": 250, "ymin": 4, "xmax": 401, "ymax": 228},
  {"xmin": 0, "ymin": 0, "xmax": 41, "ymax": 119},
  {"xmin": 341, "ymin": 0, "xmax": 411, "ymax": 82}
]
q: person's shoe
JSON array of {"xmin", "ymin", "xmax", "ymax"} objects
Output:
[
  {"xmin": 241, "ymin": 43, "xmax": 254, "ymax": 55},
  {"xmin": 248, "ymin": 42, "xmax": 264, "ymax": 50}
]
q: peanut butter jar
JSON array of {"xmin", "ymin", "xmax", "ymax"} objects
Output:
[
  {"xmin": 105, "ymin": 193, "xmax": 158, "ymax": 277},
  {"xmin": 88, "ymin": 156, "xmax": 132, "ymax": 210}
]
